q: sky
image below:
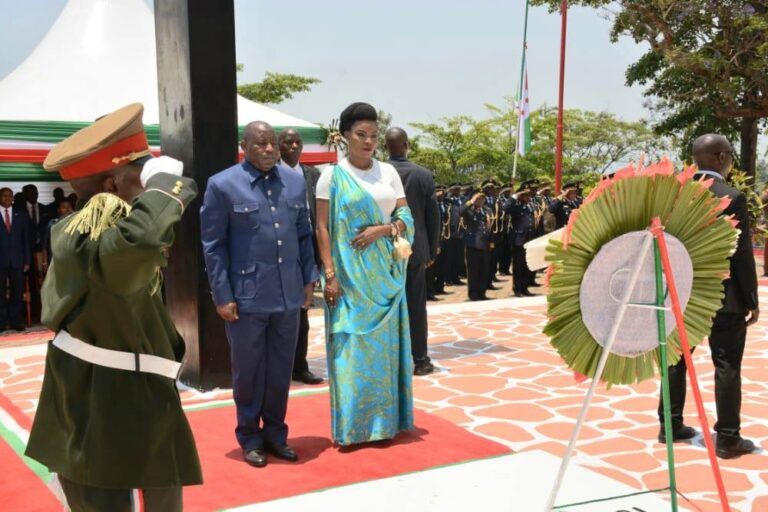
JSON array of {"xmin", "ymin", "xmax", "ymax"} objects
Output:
[{"xmin": 0, "ymin": 0, "xmax": 652, "ymax": 130}]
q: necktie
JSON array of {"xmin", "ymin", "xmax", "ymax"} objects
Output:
[{"xmin": 4, "ymin": 209, "xmax": 10, "ymax": 233}]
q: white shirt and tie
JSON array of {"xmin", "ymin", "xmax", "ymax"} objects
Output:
[{"xmin": 3, "ymin": 207, "xmax": 12, "ymax": 232}]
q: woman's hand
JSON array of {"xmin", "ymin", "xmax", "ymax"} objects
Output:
[
  {"xmin": 351, "ymin": 225, "xmax": 390, "ymax": 251},
  {"xmin": 324, "ymin": 276, "xmax": 343, "ymax": 308}
]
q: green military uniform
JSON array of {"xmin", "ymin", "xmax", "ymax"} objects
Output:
[{"xmin": 24, "ymin": 104, "xmax": 202, "ymax": 511}]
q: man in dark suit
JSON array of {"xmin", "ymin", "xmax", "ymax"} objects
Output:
[
  {"xmin": 278, "ymin": 128, "xmax": 323, "ymax": 385},
  {"xmin": 21, "ymin": 184, "xmax": 53, "ymax": 322},
  {"xmin": 0, "ymin": 187, "xmax": 31, "ymax": 331},
  {"xmin": 386, "ymin": 127, "xmax": 440, "ymax": 376},
  {"xmin": 658, "ymin": 133, "xmax": 759, "ymax": 459}
]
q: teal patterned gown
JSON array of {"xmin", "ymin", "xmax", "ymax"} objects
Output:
[{"xmin": 323, "ymin": 164, "xmax": 415, "ymax": 446}]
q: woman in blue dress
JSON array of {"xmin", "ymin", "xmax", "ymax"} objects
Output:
[{"xmin": 314, "ymin": 103, "xmax": 414, "ymax": 446}]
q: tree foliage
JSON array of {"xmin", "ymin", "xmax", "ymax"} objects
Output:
[
  {"xmin": 530, "ymin": 0, "xmax": 768, "ymax": 178},
  {"xmin": 236, "ymin": 67, "xmax": 321, "ymax": 105},
  {"xmin": 408, "ymin": 106, "xmax": 665, "ymax": 186}
]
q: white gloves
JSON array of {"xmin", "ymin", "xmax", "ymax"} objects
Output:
[{"xmin": 140, "ymin": 156, "xmax": 184, "ymax": 187}]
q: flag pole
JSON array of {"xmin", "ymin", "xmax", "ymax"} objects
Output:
[
  {"xmin": 554, "ymin": 0, "xmax": 568, "ymax": 194},
  {"xmin": 512, "ymin": 0, "xmax": 530, "ymax": 179}
]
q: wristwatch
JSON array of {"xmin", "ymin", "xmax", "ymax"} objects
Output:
[
  {"xmin": 390, "ymin": 223, "xmax": 399, "ymax": 238},
  {"xmin": 325, "ymin": 270, "xmax": 336, "ymax": 280}
]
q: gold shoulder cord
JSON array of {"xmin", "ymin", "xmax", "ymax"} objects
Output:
[
  {"xmin": 63, "ymin": 193, "xmax": 163, "ymax": 295},
  {"xmin": 64, "ymin": 193, "xmax": 131, "ymax": 241}
]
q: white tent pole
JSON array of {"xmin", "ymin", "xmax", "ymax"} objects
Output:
[{"xmin": 544, "ymin": 229, "xmax": 654, "ymax": 511}]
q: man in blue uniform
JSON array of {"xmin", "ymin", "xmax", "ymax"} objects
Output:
[
  {"xmin": 201, "ymin": 121, "xmax": 317, "ymax": 468},
  {"xmin": 508, "ymin": 185, "xmax": 536, "ymax": 297},
  {"xmin": 461, "ymin": 191, "xmax": 492, "ymax": 301}
]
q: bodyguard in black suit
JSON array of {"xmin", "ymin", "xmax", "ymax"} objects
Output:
[
  {"xmin": 278, "ymin": 129, "xmax": 324, "ymax": 385},
  {"xmin": 658, "ymin": 134, "xmax": 759, "ymax": 459},
  {"xmin": 0, "ymin": 188, "xmax": 31, "ymax": 330},
  {"xmin": 386, "ymin": 128, "xmax": 440, "ymax": 376}
]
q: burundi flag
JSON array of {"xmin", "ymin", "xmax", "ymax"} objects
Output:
[{"xmin": 517, "ymin": 67, "xmax": 531, "ymax": 156}]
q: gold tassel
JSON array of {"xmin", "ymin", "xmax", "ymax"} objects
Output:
[
  {"xmin": 63, "ymin": 193, "xmax": 132, "ymax": 240},
  {"xmin": 62, "ymin": 193, "xmax": 164, "ymax": 296}
]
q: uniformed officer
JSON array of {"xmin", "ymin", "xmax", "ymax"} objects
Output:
[
  {"xmin": 507, "ymin": 184, "xmax": 536, "ymax": 297},
  {"xmin": 481, "ymin": 180, "xmax": 503, "ymax": 291},
  {"xmin": 26, "ymin": 103, "xmax": 202, "ymax": 511},
  {"xmin": 433, "ymin": 186, "xmax": 451, "ymax": 295},
  {"xmin": 537, "ymin": 184, "xmax": 556, "ymax": 233},
  {"xmin": 496, "ymin": 186, "xmax": 514, "ymax": 275},
  {"xmin": 549, "ymin": 182, "xmax": 580, "ymax": 229},
  {"xmin": 201, "ymin": 121, "xmax": 317, "ymax": 468},
  {"xmin": 445, "ymin": 184, "xmax": 466, "ymax": 285},
  {"xmin": 461, "ymin": 191, "xmax": 492, "ymax": 301}
]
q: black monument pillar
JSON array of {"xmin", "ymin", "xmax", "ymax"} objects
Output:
[{"xmin": 154, "ymin": 0, "xmax": 237, "ymax": 389}]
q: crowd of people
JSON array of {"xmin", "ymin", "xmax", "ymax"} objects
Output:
[{"xmin": 0, "ymin": 184, "xmax": 76, "ymax": 332}]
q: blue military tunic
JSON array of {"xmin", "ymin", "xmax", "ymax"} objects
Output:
[{"xmin": 201, "ymin": 161, "xmax": 317, "ymax": 313}]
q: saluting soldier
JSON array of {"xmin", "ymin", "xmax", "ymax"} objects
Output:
[
  {"xmin": 536, "ymin": 181, "xmax": 556, "ymax": 233},
  {"xmin": 549, "ymin": 182, "xmax": 580, "ymax": 229},
  {"xmin": 507, "ymin": 184, "xmax": 537, "ymax": 297},
  {"xmin": 26, "ymin": 104, "xmax": 202, "ymax": 511},
  {"xmin": 460, "ymin": 191, "xmax": 492, "ymax": 301}
]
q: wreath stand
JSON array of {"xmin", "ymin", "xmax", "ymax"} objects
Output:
[{"xmin": 544, "ymin": 218, "xmax": 730, "ymax": 512}]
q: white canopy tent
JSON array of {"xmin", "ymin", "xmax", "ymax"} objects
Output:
[{"xmin": 0, "ymin": 0, "xmax": 332, "ymax": 188}]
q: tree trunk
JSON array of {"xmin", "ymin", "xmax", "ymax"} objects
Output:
[{"xmin": 739, "ymin": 116, "xmax": 759, "ymax": 181}]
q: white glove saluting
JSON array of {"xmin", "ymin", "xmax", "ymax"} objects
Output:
[{"xmin": 140, "ymin": 156, "xmax": 184, "ymax": 187}]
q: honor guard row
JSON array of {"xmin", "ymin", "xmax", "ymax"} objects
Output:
[{"xmin": 430, "ymin": 178, "xmax": 583, "ymax": 300}]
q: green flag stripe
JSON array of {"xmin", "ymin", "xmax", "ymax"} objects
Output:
[{"xmin": 0, "ymin": 120, "xmax": 328, "ymax": 145}]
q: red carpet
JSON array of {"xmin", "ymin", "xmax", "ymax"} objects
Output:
[
  {"xmin": 184, "ymin": 392, "xmax": 511, "ymax": 511},
  {"xmin": 0, "ymin": 435, "xmax": 60, "ymax": 512},
  {"xmin": 0, "ymin": 392, "xmax": 510, "ymax": 511}
]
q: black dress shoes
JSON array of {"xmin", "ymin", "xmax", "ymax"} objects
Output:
[
  {"xmin": 487, "ymin": 285, "xmax": 499, "ymax": 291},
  {"xmin": 292, "ymin": 370, "xmax": 323, "ymax": 385},
  {"xmin": 10, "ymin": 323, "xmax": 25, "ymax": 332},
  {"xmin": 244, "ymin": 448, "xmax": 267, "ymax": 468},
  {"xmin": 716, "ymin": 436, "xmax": 756, "ymax": 459},
  {"xmin": 414, "ymin": 361, "xmax": 436, "ymax": 376},
  {"xmin": 521, "ymin": 290, "xmax": 537, "ymax": 297},
  {"xmin": 657, "ymin": 424, "xmax": 696, "ymax": 444},
  {"xmin": 264, "ymin": 441, "xmax": 299, "ymax": 462}
]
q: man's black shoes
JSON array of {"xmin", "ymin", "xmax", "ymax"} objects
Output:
[
  {"xmin": 716, "ymin": 436, "xmax": 756, "ymax": 459},
  {"xmin": 244, "ymin": 448, "xmax": 267, "ymax": 468},
  {"xmin": 414, "ymin": 361, "xmax": 436, "ymax": 376},
  {"xmin": 292, "ymin": 370, "xmax": 323, "ymax": 385},
  {"xmin": 264, "ymin": 441, "xmax": 299, "ymax": 462},
  {"xmin": 657, "ymin": 424, "xmax": 696, "ymax": 444}
]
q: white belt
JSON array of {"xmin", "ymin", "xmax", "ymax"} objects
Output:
[{"xmin": 52, "ymin": 330, "xmax": 182, "ymax": 380}]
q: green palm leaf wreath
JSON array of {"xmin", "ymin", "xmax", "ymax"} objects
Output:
[{"xmin": 544, "ymin": 162, "xmax": 738, "ymax": 386}]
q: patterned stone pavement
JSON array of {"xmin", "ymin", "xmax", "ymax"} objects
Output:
[{"xmin": 2, "ymin": 290, "xmax": 768, "ymax": 511}]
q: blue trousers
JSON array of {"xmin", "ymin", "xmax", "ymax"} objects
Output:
[{"xmin": 225, "ymin": 309, "xmax": 300, "ymax": 450}]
